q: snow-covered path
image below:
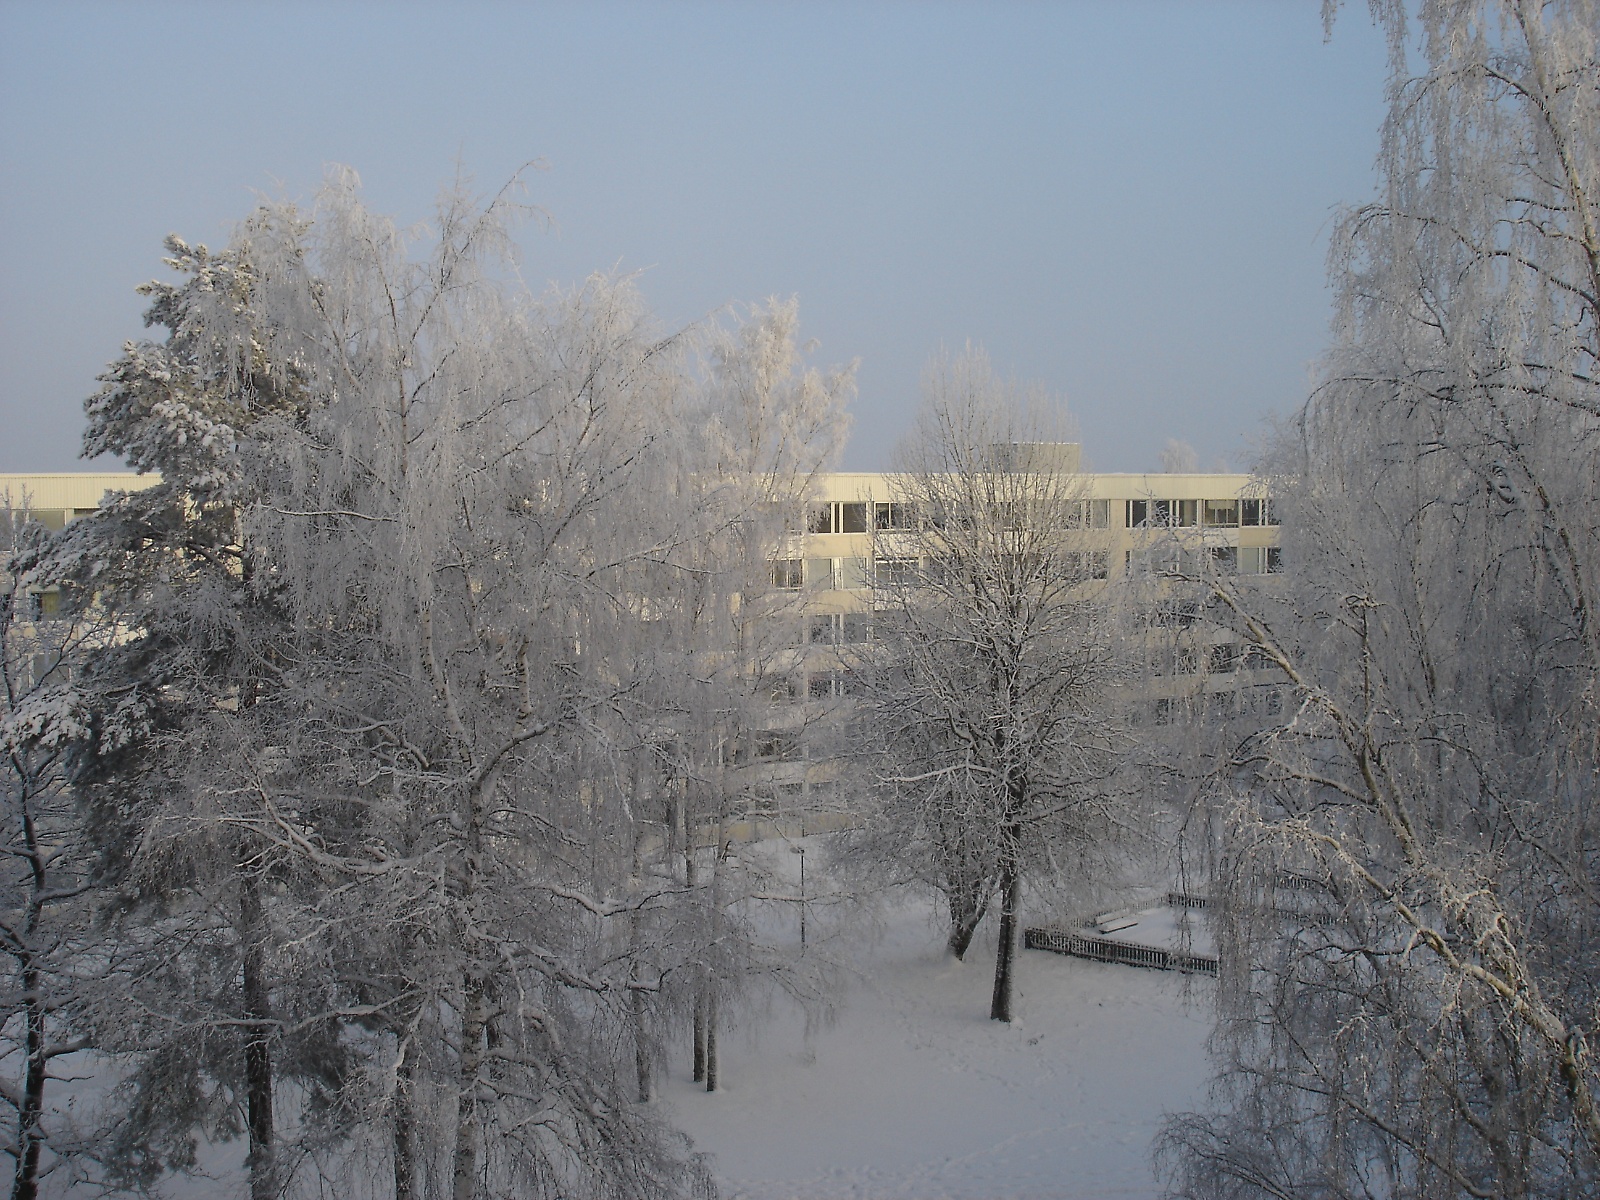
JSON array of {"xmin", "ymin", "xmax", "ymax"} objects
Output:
[{"xmin": 663, "ymin": 899, "xmax": 1214, "ymax": 1200}]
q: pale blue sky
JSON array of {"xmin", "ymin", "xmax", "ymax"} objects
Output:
[{"xmin": 0, "ymin": 1, "xmax": 1389, "ymax": 472}]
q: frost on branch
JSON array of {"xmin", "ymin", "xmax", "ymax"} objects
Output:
[
  {"xmin": 56, "ymin": 168, "xmax": 852, "ymax": 1199},
  {"xmin": 1161, "ymin": 3, "xmax": 1600, "ymax": 1196}
]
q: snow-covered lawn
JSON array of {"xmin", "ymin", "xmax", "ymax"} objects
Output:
[
  {"xmin": 40, "ymin": 860, "xmax": 1213, "ymax": 1200},
  {"xmin": 663, "ymin": 894, "xmax": 1214, "ymax": 1200}
]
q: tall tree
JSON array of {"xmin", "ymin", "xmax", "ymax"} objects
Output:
[
  {"xmin": 852, "ymin": 348, "xmax": 1131, "ymax": 1022},
  {"xmin": 53, "ymin": 228, "xmax": 338, "ymax": 1199},
  {"xmin": 0, "ymin": 513, "xmax": 114, "ymax": 1200},
  {"xmin": 59, "ymin": 169, "xmax": 852, "ymax": 1197},
  {"xmin": 1162, "ymin": 2, "xmax": 1600, "ymax": 1195}
]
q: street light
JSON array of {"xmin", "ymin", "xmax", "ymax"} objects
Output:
[{"xmin": 791, "ymin": 844, "xmax": 807, "ymax": 949}]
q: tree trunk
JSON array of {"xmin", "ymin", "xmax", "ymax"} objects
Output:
[
  {"xmin": 692, "ymin": 988, "xmax": 707, "ymax": 1083},
  {"xmin": 989, "ymin": 864, "xmax": 1021, "ymax": 1023},
  {"xmin": 13, "ymin": 958, "xmax": 44, "ymax": 1200},
  {"xmin": 239, "ymin": 871, "xmax": 276, "ymax": 1200},
  {"xmin": 946, "ymin": 883, "xmax": 990, "ymax": 960},
  {"xmin": 628, "ymin": 897, "xmax": 652, "ymax": 1103},
  {"xmin": 451, "ymin": 775, "xmax": 489, "ymax": 1200},
  {"xmin": 628, "ymin": 790, "xmax": 653, "ymax": 1104},
  {"xmin": 451, "ymin": 970, "xmax": 487, "ymax": 1200},
  {"xmin": 704, "ymin": 983, "xmax": 718, "ymax": 1093},
  {"xmin": 14, "ymin": 791, "xmax": 47, "ymax": 1200},
  {"xmin": 685, "ymin": 806, "xmax": 707, "ymax": 1083},
  {"xmin": 393, "ymin": 1047, "xmax": 415, "ymax": 1200},
  {"xmin": 633, "ymin": 984, "xmax": 653, "ymax": 1103}
]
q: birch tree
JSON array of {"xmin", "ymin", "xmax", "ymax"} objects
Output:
[
  {"xmin": 0, "ymin": 514, "xmax": 118, "ymax": 1200},
  {"xmin": 1162, "ymin": 2, "xmax": 1600, "ymax": 1195},
  {"xmin": 852, "ymin": 348, "xmax": 1132, "ymax": 1022},
  {"xmin": 638, "ymin": 298, "xmax": 852, "ymax": 1091},
  {"xmin": 58, "ymin": 168, "xmax": 853, "ymax": 1197}
]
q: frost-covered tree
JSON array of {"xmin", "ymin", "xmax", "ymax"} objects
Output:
[
  {"xmin": 57, "ymin": 169, "xmax": 852, "ymax": 1198},
  {"xmin": 1158, "ymin": 439, "xmax": 1198, "ymax": 474},
  {"xmin": 851, "ymin": 348, "xmax": 1132, "ymax": 1023},
  {"xmin": 0, "ymin": 512, "xmax": 119, "ymax": 1200},
  {"xmin": 48, "ymin": 228, "xmax": 342, "ymax": 1200},
  {"xmin": 685, "ymin": 297, "xmax": 850, "ymax": 1088},
  {"xmin": 1162, "ymin": 2, "xmax": 1600, "ymax": 1196}
]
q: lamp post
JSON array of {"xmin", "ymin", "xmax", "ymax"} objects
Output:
[{"xmin": 792, "ymin": 844, "xmax": 807, "ymax": 949}]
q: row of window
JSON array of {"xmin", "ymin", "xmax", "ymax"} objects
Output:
[
  {"xmin": 739, "ymin": 778, "xmax": 844, "ymax": 819},
  {"xmin": 804, "ymin": 496, "xmax": 1273, "ymax": 535},
  {"xmin": 759, "ymin": 668, "xmax": 868, "ymax": 706},
  {"xmin": 774, "ymin": 551, "xmax": 1119, "ymax": 592},
  {"xmin": 1127, "ymin": 498, "xmax": 1277, "ymax": 529},
  {"xmin": 1149, "ymin": 641, "xmax": 1274, "ymax": 677},
  {"xmin": 1127, "ymin": 545, "xmax": 1283, "ymax": 577},
  {"xmin": 808, "ymin": 612, "xmax": 872, "ymax": 646},
  {"xmin": 1147, "ymin": 684, "xmax": 1288, "ymax": 726},
  {"xmin": 759, "ymin": 633, "xmax": 1273, "ymax": 704},
  {"xmin": 775, "ymin": 544, "xmax": 1277, "ymax": 591},
  {"xmin": 746, "ymin": 611, "xmax": 876, "ymax": 649},
  {"xmin": 808, "ymin": 501, "xmax": 916, "ymax": 534}
]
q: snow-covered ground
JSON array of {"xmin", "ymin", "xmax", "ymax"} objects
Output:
[
  {"xmin": 40, "ymin": 857, "xmax": 1214, "ymax": 1200},
  {"xmin": 663, "ymin": 892, "xmax": 1215, "ymax": 1200}
]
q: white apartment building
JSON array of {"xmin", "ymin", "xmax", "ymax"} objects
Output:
[{"xmin": 0, "ymin": 460, "xmax": 1282, "ymax": 835}]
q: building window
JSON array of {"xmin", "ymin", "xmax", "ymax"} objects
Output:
[
  {"xmin": 759, "ymin": 674, "xmax": 799, "ymax": 704},
  {"xmin": 807, "ymin": 558, "xmax": 836, "ymax": 589},
  {"xmin": 1150, "ymin": 643, "xmax": 1198, "ymax": 677},
  {"xmin": 1235, "ymin": 546, "xmax": 1283, "ymax": 574},
  {"xmin": 809, "ymin": 612, "xmax": 870, "ymax": 645},
  {"xmin": 1204, "ymin": 499, "xmax": 1239, "ymax": 527},
  {"xmin": 875, "ymin": 501, "xmax": 915, "ymax": 530},
  {"xmin": 837, "ymin": 556, "xmax": 868, "ymax": 590},
  {"xmin": 875, "ymin": 556, "xmax": 920, "ymax": 587},
  {"xmin": 1209, "ymin": 643, "xmax": 1240, "ymax": 674},
  {"xmin": 1243, "ymin": 683, "xmax": 1288, "ymax": 719},
  {"xmin": 1210, "ymin": 545, "xmax": 1237, "ymax": 573},
  {"xmin": 1127, "ymin": 498, "xmax": 1198, "ymax": 528},
  {"xmin": 1066, "ymin": 550, "xmax": 1110, "ymax": 580},
  {"xmin": 1126, "ymin": 546, "xmax": 1199, "ymax": 577},
  {"xmin": 807, "ymin": 670, "xmax": 864, "ymax": 699},
  {"xmin": 839, "ymin": 613, "xmax": 872, "ymax": 645},
  {"xmin": 742, "ymin": 791, "xmax": 779, "ymax": 819},
  {"xmin": 808, "ymin": 501, "xmax": 871, "ymax": 534},
  {"xmin": 1067, "ymin": 499, "xmax": 1110, "ymax": 529},
  {"xmin": 754, "ymin": 731, "xmax": 804, "ymax": 762},
  {"xmin": 1240, "ymin": 498, "xmax": 1279, "ymax": 527},
  {"xmin": 770, "ymin": 559, "xmax": 804, "ymax": 590},
  {"xmin": 1156, "ymin": 599, "xmax": 1202, "ymax": 628}
]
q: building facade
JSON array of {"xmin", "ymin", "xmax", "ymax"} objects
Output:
[{"xmin": 1, "ymin": 460, "xmax": 1282, "ymax": 835}]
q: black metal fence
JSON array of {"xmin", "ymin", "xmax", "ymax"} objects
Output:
[{"xmin": 1024, "ymin": 926, "xmax": 1217, "ymax": 976}]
